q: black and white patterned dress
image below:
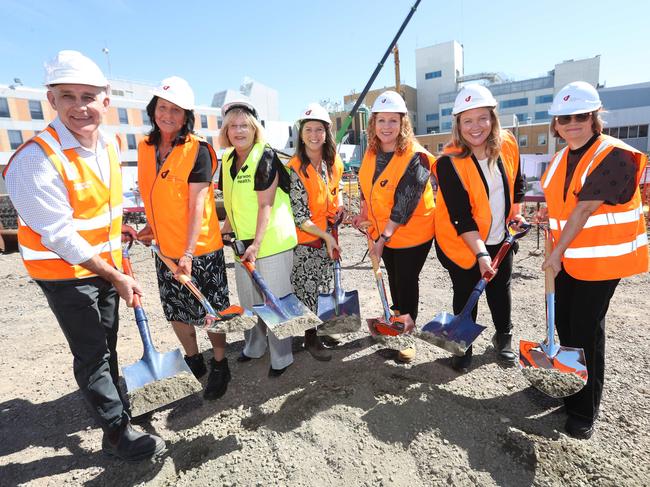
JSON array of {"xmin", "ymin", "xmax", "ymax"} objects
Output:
[{"xmin": 289, "ymin": 165, "xmax": 335, "ymax": 313}]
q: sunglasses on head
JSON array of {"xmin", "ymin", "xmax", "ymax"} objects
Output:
[{"xmin": 556, "ymin": 112, "xmax": 591, "ymax": 125}]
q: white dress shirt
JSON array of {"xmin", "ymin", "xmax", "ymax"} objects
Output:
[{"xmin": 4, "ymin": 117, "xmax": 120, "ymax": 264}]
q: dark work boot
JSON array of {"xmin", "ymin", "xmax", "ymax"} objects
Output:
[
  {"xmin": 184, "ymin": 353, "xmax": 207, "ymax": 379},
  {"xmin": 304, "ymin": 328, "xmax": 332, "ymax": 362},
  {"xmin": 451, "ymin": 345, "xmax": 473, "ymax": 373},
  {"xmin": 102, "ymin": 420, "xmax": 166, "ymax": 461},
  {"xmin": 492, "ymin": 332, "xmax": 517, "ymax": 364},
  {"xmin": 204, "ymin": 357, "xmax": 231, "ymax": 400}
]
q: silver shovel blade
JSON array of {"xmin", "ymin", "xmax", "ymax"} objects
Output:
[
  {"xmin": 255, "ymin": 293, "xmax": 322, "ymax": 339},
  {"xmin": 419, "ymin": 312, "xmax": 487, "ymax": 356}
]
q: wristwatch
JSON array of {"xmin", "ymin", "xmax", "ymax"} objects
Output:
[{"xmin": 380, "ymin": 233, "xmax": 392, "ymax": 243}]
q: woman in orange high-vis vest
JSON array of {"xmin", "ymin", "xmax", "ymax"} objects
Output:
[
  {"xmin": 288, "ymin": 103, "xmax": 343, "ymax": 362},
  {"xmin": 433, "ymin": 84, "xmax": 526, "ymax": 373},
  {"xmin": 540, "ymin": 82, "xmax": 648, "ymax": 439},
  {"xmin": 352, "ymin": 91, "xmax": 436, "ymax": 363},
  {"xmin": 136, "ymin": 77, "xmax": 231, "ymax": 401}
]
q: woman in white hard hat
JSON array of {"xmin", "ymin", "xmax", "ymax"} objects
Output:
[
  {"xmin": 433, "ymin": 84, "xmax": 526, "ymax": 372},
  {"xmin": 287, "ymin": 103, "xmax": 344, "ymax": 361},
  {"xmin": 352, "ymin": 90, "xmax": 436, "ymax": 363},
  {"xmin": 540, "ymin": 81, "xmax": 647, "ymax": 439},
  {"xmin": 136, "ymin": 77, "xmax": 232, "ymax": 400},
  {"xmin": 218, "ymin": 100, "xmax": 299, "ymax": 377}
]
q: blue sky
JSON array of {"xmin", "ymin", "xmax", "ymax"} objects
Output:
[{"xmin": 1, "ymin": 0, "xmax": 648, "ymax": 120}]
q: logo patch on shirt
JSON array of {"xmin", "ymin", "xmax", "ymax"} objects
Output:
[
  {"xmin": 379, "ymin": 179, "xmax": 389, "ymax": 187},
  {"xmin": 73, "ymin": 181, "xmax": 93, "ymax": 191},
  {"xmin": 161, "ymin": 170, "xmax": 169, "ymax": 179}
]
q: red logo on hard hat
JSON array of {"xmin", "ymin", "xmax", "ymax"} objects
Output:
[
  {"xmin": 305, "ymin": 109, "xmax": 312, "ymax": 115},
  {"xmin": 163, "ymin": 85, "xmax": 170, "ymax": 90},
  {"xmin": 465, "ymin": 96, "xmax": 471, "ymax": 102},
  {"xmin": 563, "ymin": 95, "xmax": 570, "ymax": 101}
]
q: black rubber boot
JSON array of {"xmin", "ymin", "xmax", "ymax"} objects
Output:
[
  {"xmin": 184, "ymin": 353, "xmax": 207, "ymax": 379},
  {"xmin": 204, "ymin": 357, "xmax": 231, "ymax": 400},
  {"xmin": 304, "ymin": 328, "xmax": 332, "ymax": 362},
  {"xmin": 491, "ymin": 332, "xmax": 517, "ymax": 364},
  {"xmin": 102, "ymin": 419, "xmax": 166, "ymax": 461},
  {"xmin": 451, "ymin": 345, "xmax": 473, "ymax": 373}
]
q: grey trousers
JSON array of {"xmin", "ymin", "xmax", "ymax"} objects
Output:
[
  {"xmin": 37, "ymin": 277, "xmax": 127, "ymax": 432},
  {"xmin": 234, "ymin": 250, "xmax": 294, "ymax": 370}
]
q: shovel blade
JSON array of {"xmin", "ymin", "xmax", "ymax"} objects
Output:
[
  {"xmin": 254, "ymin": 293, "xmax": 322, "ymax": 339},
  {"xmin": 316, "ymin": 290, "xmax": 361, "ymax": 335},
  {"xmin": 419, "ymin": 312, "xmax": 486, "ymax": 356},
  {"xmin": 122, "ymin": 348, "xmax": 202, "ymax": 417},
  {"xmin": 519, "ymin": 340, "xmax": 588, "ymax": 398}
]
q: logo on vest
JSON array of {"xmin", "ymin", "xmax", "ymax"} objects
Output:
[
  {"xmin": 563, "ymin": 95, "xmax": 570, "ymax": 101},
  {"xmin": 161, "ymin": 170, "xmax": 170, "ymax": 179},
  {"xmin": 465, "ymin": 95, "xmax": 472, "ymax": 102},
  {"xmin": 380, "ymin": 179, "xmax": 389, "ymax": 187},
  {"xmin": 73, "ymin": 181, "xmax": 93, "ymax": 191},
  {"xmin": 331, "ymin": 188, "xmax": 337, "ymax": 195}
]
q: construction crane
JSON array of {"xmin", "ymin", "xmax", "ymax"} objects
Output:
[{"xmin": 393, "ymin": 45, "xmax": 401, "ymax": 94}]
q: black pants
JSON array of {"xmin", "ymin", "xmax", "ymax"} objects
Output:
[
  {"xmin": 435, "ymin": 239, "xmax": 515, "ymax": 334},
  {"xmin": 381, "ymin": 239, "xmax": 432, "ymax": 322},
  {"xmin": 37, "ymin": 277, "xmax": 127, "ymax": 433},
  {"xmin": 554, "ymin": 267, "xmax": 619, "ymax": 422}
]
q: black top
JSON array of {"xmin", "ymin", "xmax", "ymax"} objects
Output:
[
  {"xmin": 155, "ymin": 140, "xmax": 214, "ymax": 183},
  {"xmin": 436, "ymin": 154, "xmax": 525, "ymax": 236},
  {"xmin": 564, "ymin": 134, "xmax": 638, "ymax": 205},
  {"xmin": 366, "ymin": 151, "xmax": 431, "ymax": 224},
  {"xmin": 220, "ymin": 145, "xmax": 290, "ymax": 194}
]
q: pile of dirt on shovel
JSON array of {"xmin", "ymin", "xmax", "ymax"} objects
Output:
[{"xmin": 128, "ymin": 372, "xmax": 203, "ymax": 418}]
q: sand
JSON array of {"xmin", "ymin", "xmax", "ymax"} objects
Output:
[
  {"xmin": 520, "ymin": 367, "xmax": 587, "ymax": 399},
  {"xmin": 128, "ymin": 372, "xmax": 203, "ymax": 418}
]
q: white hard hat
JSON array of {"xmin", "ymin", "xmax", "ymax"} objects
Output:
[
  {"xmin": 452, "ymin": 84, "xmax": 497, "ymax": 115},
  {"xmin": 221, "ymin": 98, "xmax": 258, "ymax": 119},
  {"xmin": 371, "ymin": 90, "xmax": 407, "ymax": 114},
  {"xmin": 298, "ymin": 102, "xmax": 331, "ymax": 125},
  {"xmin": 44, "ymin": 50, "xmax": 107, "ymax": 88},
  {"xmin": 548, "ymin": 81, "xmax": 602, "ymax": 116},
  {"xmin": 151, "ymin": 76, "xmax": 195, "ymax": 110}
]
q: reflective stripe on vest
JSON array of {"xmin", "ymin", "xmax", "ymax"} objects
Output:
[
  {"xmin": 541, "ymin": 134, "xmax": 648, "ymax": 280},
  {"xmin": 433, "ymin": 130, "xmax": 519, "ymax": 269},
  {"xmin": 358, "ymin": 141, "xmax": 435, "ymax": 248},
  {"xmin": 6, "ymin": 125, "xmax": 123, "ymax": 280},
  {"xmin": 287, "ymin": 155, "xmax": 343, "ymax": 245},
  {"xmin": 222, "ymin": 144, "xmax": 297, "ymax": 259},
  {"xmin": 137, "ymin": 134, "xmax": 222, "ymax": 259}
]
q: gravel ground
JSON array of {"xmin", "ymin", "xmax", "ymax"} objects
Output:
[{"xmin": 1, "ymin": 225, "xmax": 649, "ymax": 486}]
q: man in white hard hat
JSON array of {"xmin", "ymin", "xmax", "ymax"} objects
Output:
[{"xmin": 2, "ymin": 50, "xmax": 165, "ymax": 461}]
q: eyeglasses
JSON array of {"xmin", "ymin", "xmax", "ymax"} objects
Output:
[
  {"xmin": 556, "ymin": 113, "xmax": 591, "ymax": 125},
  {"xmin": 228, "ymin": 124, "xmax": 251, "ymax": 132}
]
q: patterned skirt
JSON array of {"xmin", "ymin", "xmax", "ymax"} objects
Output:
[
  {"xmin": 154, "ymin": 249, "xmax": 230, "ymax": 326},
  {"xmin": 290, "ymin": 244, "xmax": 334, "ymax": 313}
]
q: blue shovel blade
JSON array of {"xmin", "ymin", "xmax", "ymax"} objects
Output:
[
  {"xmin": 123, "ymin": 348, "xmax": 191, "ymax": 391},
  {"xmin": 420, "ymin": 312, "xmax": 487, "ymax": 356}
]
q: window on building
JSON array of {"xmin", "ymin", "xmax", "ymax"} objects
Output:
[
  {"xmin": 500, "ymin": 98, "xmax": 528, "ymax": 109},
  {"xmin": 425, "ymin": 70, "xmax": 442, "ymax": 80},
  {"xmin": 0, "ymin": 97, "xmax": 10, "ymax": 118},
  {"xmin": 8, "ymin": 130, "xmax": 23, "ymax": 150},
  {"xmin": 111, "ymin": 89, "xmax": 125, "ymax": 97},
  {"xmin": 29, "ymin": 100, "xmax": 44, "ymax": 120},
  {"xmin": 535, "ymin": 94, "xmax": 553, "ymax": 104},
  {"xmin": 628, "ymin": 125, "xmax": 639, "ymax": 138},
  {"xmin": 608, "ymin": 127, "xmax": 619, "ymax": 138},
  {"xmin": 534, "ymin": 111, "xmax": 550, "ymax": 121},
  {"xmin": 288, "ymin": 126, "xmax": 293, "ymax": 137},
  {"xmin": 518, "ymin": 134, "xmax": 528, "ymax": 147},
  {"xmin": 618, "ymin": 126, "xmax": 628, "ymax": 139},
  {"xmin": 425, "ymin": 113, "xmax": 439, "ymax": 121},
  {"xmin": 289, "ymin": 140, "xmax": 294, "ymax": 148},
  {"xmin": 538, "ymin": 133, "xmax": 547, "ymax": 146},
  {"xmin": 426, "ymin": 126, "xmax": 439, "ymax": 134},
  {"xmin": 206, "ymin": 136, "xmax": 213, "ymax": 146},
  {"xmin": 640, "ymin": 125, "xmax": 649, "ymax": 137},
  {"xmin": 442, "ymin": 121, "xmax": 452, "ymax": 131},
  {"xmin": 336, "ymin": 117, "xmax": 341, "ymax": 130},
  {"xmin": 126, "ymin": 134, "xmax": 136, "ymax": 150},
  {"xmin": 141, "ymin": 110, "xmax": 150, "ymax": 126},
  {"xmin": 516, "ymin": 113, "xmax": 526, "ymax": 122},
  {"xmin": 441, "ymin": 107, "xmax": 453, "ymax": 116},
  {"xmin": 437, "ymin": 143, "xmax": 444, "ymax": 152},
  {"xmin": 217, "ymin": 118, "xmax": 223, "ymax": 129},
  {"xmin": 200, "ymin": 114, "xmax": 208, "ymax": 128},
  {"xmin": 118, "ymin": 108, "xmax": 129, "ymax": 124}
]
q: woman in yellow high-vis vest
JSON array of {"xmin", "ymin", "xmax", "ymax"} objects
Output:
[
  {"xmin": 540, "ymin": 82, "xmax": 648, "ymax": 439},
  {"xmin": 136, "ymin": 77, "xmax": 231, "ymax": 400},
  {"xmin": 433, "ymin": 84, "xmax": 526, "ymax": 373},
  {"xmin": 352, "ymin": 90, "xmax": 436, "ymax": 363},
  {"xmin": 288, "ymin": 103, "xmax": 344, "ymax": 361},
  {"xmin": 218, "ymin": 99, "xmax": 298, "ymax": 377}
]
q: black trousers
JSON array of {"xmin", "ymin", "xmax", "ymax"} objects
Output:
[
  {"xmin": 435, "ymin": 239, "xmax": 515, "ymax": 334},
  {"xmin": 381, "ymin": 239, "xmax": 432, "ymax": 322},
  {"xmin": 554, "ymin": 267, "xmax": 620, "ymax": 422},
  {"xmin": 37, "ymin": 277, "xmax": 128, "ymax": 433}
]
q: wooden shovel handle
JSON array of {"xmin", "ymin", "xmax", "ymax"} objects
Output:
[{"xmin": 544, "ymin": 229, "xmax": 555, "ymax": 294}]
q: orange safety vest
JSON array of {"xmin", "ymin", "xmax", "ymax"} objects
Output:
[
  {"xmin": 3, "ymin": 125, "xmax": 123, "ymax": 280},
  {"xmin": 433, "ymin": 130, "xmax": 520, "ymax": 269},
  {"xmin": 358, "ymin": 141, "xmax": 435, "ymax": 248},
  {"xmin": 138, "ymin": 134, "xmax": 222, "ymax": 259},
  {"xmin": 541, "ymin": 134, "xmax": 648, "ymax": 281},
  {"xmin": 287, "ymin": 155, "xmax": 343, "ymax": 244}
]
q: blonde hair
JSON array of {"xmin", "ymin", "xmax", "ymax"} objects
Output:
[
  {"xmin": 550, "ymin": 109, "xmax": 604, "ymax": 138},
  {"xmin": 445, "ymin": 107, "xmax": 502, "ymax": 166},
  {"xmin": 218, "ymin": 108, "xmax": 265, "ymax": 148},
  {"xmin": 367, "ymin": 113, "xmax": 415, "ymax": 155}
]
